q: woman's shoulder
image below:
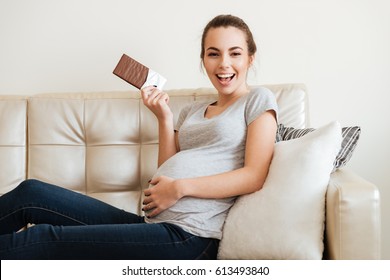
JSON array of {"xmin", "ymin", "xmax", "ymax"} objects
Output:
[
  {"xmin": 177, "ymin": 100, "xmax": 211, "ymax": 121},
  {"xmin": 181, "ymin": 100, "xmax": 209, "ymax": 112},
  {"xmin": 183, "ymin": 99, "xmax": 216, "ymax": 114},
  {"xmin": 247, "ymin": 86, "xmax": 275, "ymax": 102},
  {"xmin": 244, "ymin": 86, "xmax": 278, "ymax": 124}
]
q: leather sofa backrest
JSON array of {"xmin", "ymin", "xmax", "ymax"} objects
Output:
[
  {"xmin": 0, "ymin": 84, "xmax": 308, "ymax": 213},
  {"xmin": 0, "ymin": 97, "xmax": 27, "ymax": 194}
]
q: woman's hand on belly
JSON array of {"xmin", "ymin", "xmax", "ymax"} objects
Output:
[{"xmin": 143, "ymin": 176, "xmax": 183, "ymax": 218}]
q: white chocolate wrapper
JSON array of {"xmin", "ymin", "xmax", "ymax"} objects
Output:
[{"xmin": 141, "ymin": 69, "xmax": 167, "ymax": 90}]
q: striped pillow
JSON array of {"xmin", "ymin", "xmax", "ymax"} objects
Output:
[{"xmin": 277, "ymin": 124, "xmax": 361, "ymax": 170}]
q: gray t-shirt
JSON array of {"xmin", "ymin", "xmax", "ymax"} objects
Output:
[{"xmin": 145, "ymin": 87, "xmax": 278, "ymax": 239}]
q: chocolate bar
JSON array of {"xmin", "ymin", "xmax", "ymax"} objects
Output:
[
  {"xmin": 113, "ymin": 54, "xmax": 149, "ymax": 89},
  {"xmin": 113, "ymin": 54, "xmax": 166, "ymax": 90}
]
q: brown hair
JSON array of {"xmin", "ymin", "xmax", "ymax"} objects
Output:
[{"xmin": 200, "ymin": 14, "xmax": 257, "ymax": 60}]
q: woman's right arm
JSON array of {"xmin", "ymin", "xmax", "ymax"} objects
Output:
[{"xmin": 141, "ymin": 86, "xmax": 178, "ymax": 167}]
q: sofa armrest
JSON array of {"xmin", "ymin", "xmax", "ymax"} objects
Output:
[{"xmin": 325, "ymin": 168, "xmax": 381, "ymax": 259}]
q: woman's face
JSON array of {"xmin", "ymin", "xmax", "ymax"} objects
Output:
[{"xmin": 202, "ymin": 26, "xmax": 254, "ymax": 97}]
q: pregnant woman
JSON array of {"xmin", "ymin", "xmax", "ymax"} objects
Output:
[{"xmin": 0, "ymin": 14, "xmax": 278, "ymax": 259}]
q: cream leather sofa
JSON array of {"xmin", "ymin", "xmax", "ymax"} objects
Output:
[{"xmin": 0, "ymin": 83, "xmax": 381, "ymax": 259}]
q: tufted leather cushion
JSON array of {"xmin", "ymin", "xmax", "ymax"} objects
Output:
[
  {"xmin": 1, "ymin": 84, "xmax": 308, "ymax": 214},
  {"xmin": 0, "ymin": 97, "xmax": 27, "ymax": 194}
]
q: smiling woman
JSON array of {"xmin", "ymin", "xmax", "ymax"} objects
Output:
[{"xmin": 0, "ymin": 14, "xmax": 278, "ymax": 260}]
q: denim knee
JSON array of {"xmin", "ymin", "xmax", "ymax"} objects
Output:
[
  {"xmin": 16, "ymin": 179, "xmax": 42, "ymax": 192},
  {"xmin": 12, "ymin": 179, "xmax": 48, "ymax": 199}
]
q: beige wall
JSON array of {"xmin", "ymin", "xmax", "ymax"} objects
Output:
[{"xmin": 1, "ymin": 0, "xmax": 389, "ymax": 258}]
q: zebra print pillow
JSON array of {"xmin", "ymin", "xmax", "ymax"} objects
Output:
[{"xmin": 277, "ymin": 124, "xmax": 361, "ymax": 170}]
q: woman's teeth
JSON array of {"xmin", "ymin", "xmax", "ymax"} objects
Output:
[
  {"xmin": 217, "ymin": 74, "xmax": 234, "ymax": 78},
  {"xmin": 217, "ymin": 74, "xmax": 235, "ymax": 81}
]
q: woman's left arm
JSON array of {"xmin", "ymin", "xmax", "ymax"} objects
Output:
[{"xmin": 143, "ymin": 110, "xmax": 277, "ymax": 217}]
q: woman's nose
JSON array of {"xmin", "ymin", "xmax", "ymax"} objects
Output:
[{"xmin": 219, "ymin": 54, "xmax": 231, "ymax": 68}]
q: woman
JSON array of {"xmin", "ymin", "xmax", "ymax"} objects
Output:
[{"xmin": 0, "ymin": 14, "xmax": 278, "ymax": 259}]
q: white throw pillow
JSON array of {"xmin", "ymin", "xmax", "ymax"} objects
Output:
[{"xmin": 218, "ymin": 121, "xmax": 342, "ymax": 259}]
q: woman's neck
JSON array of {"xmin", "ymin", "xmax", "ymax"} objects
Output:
[{"xmin": 215, "ymin": 85, "xmax": 250, "ymax": 107}]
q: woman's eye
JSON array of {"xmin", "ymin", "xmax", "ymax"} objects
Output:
[
  {"xmin": 207, "ymin": 52, "xmax": 218, "ymax": 57},
  {"xmin": 231, "ymin": 52, "xmax": 242, "ymax": 56}
]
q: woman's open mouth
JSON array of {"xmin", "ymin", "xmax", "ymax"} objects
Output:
[{"xmin": 216, "ymin": 73, "xmax": 235, "ymax": 85}]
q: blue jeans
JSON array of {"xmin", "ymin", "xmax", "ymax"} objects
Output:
[{"xmin": 0, "ymin": 179, "xmax": 219, "ymax": 260}]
